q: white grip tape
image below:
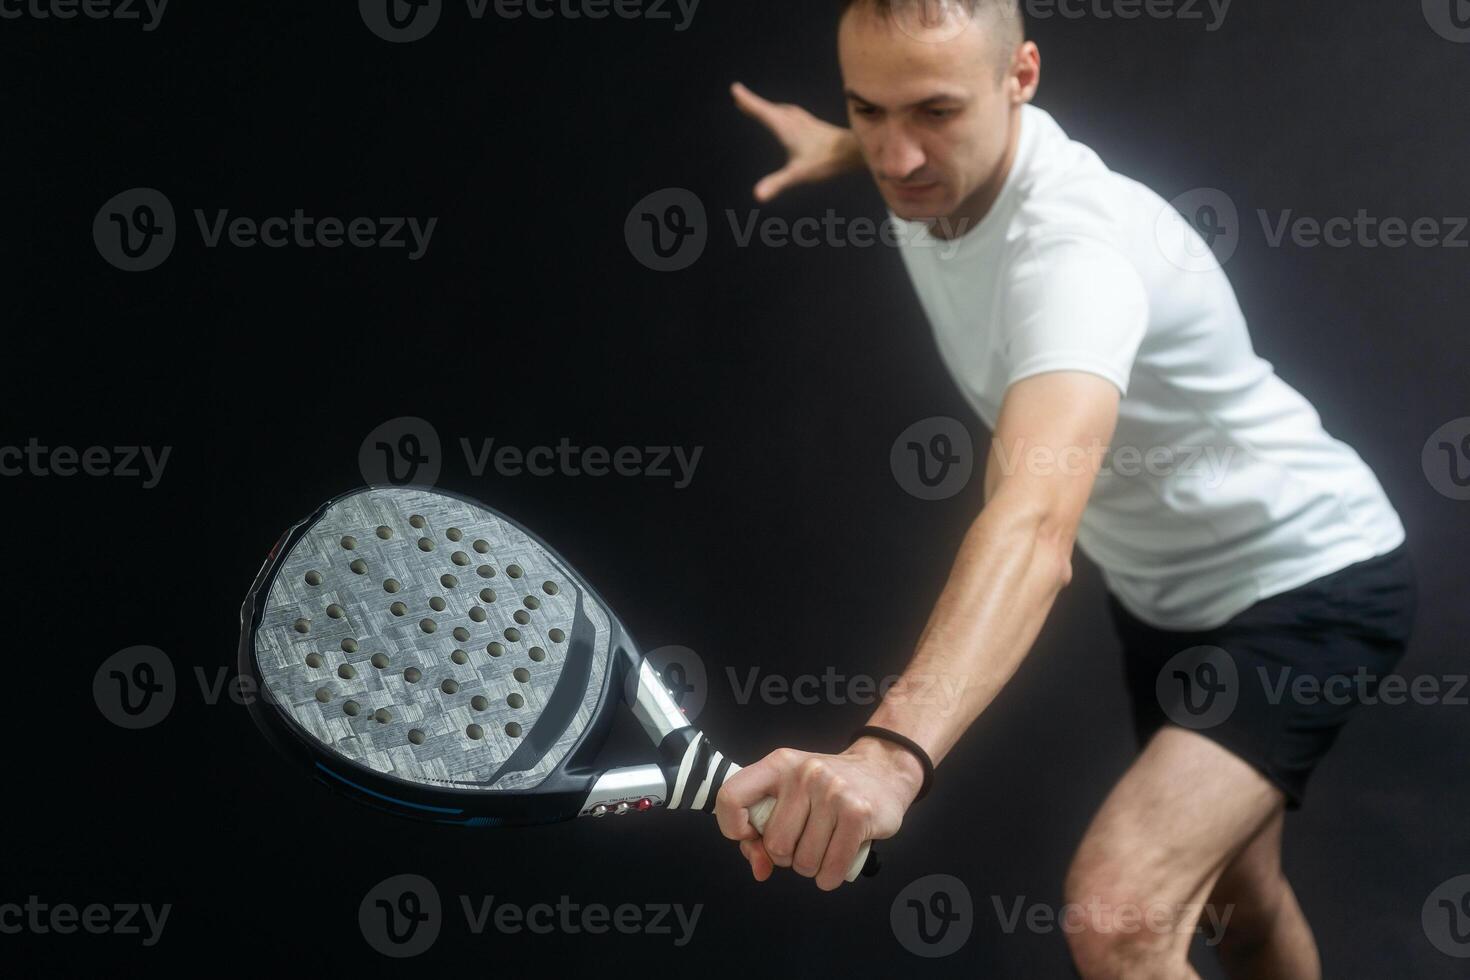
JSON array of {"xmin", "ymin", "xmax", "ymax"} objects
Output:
[{"xmin": 727, "ymin": 762, "xmax": 872, "ymax": 883}]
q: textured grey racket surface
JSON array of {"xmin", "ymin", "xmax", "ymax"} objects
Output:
[{"xmin": 253, "ymin": 487, "xmax": 612, "ymax": 792}]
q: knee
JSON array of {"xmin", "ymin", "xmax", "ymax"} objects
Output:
[{"xmin": 1063, "ymin": 861, "xmax": 1185, "ymax": 980}]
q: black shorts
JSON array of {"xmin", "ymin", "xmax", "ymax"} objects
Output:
[{"xmin": 1107, "ymin": 543, "xmax": 1419, "ymax": 809}]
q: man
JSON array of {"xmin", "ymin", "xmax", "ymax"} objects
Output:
[{"xmin": 712, "ymin": 2, "xmax": 1418, "ymax": 978}]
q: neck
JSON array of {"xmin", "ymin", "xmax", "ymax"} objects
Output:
[{"xmin": 930, "ymin": 106, "xmax": 1024, "ymax": 241}]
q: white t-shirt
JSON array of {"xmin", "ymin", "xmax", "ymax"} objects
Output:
[{"xmin": 894, "ymin": 104, "xmax": 1405, "ymax": 631}]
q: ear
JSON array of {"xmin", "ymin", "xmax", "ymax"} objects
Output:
[{"xmin": 1009, "ymin": 41, "xmax": 1041, "ymax": 104}]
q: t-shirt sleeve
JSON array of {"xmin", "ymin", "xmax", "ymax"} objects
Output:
[{"xmin": 998, "ymin": 236, "xmax": 1149, "ymax": 396}]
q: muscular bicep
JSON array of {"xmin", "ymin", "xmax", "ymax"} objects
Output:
[{"xmin": 982, "ymin": 371, "xmax": 1121, "ymax": 539}]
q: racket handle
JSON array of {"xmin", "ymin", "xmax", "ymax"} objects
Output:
[{"xmin": 734, "ymin": 781, "xmax": 877, "ymax": 883}]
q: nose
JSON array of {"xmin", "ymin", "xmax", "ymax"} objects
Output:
[{"xmin": 874, "ymin": 124, "xmax": 927, "ymax": 182}]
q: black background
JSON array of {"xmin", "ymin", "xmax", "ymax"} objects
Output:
[{"xmin": 3, "ymin": 1, "xmax": 1468, "ymax": 976}]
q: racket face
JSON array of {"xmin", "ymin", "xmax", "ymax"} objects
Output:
[{"xmin": 239, "ymin": 486, "xmax": 635, "ymax": 824}]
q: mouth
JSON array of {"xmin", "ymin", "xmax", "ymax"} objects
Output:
[{"xmin": 890, "ymin": 181, "xmax": 940, "ymax": 200}]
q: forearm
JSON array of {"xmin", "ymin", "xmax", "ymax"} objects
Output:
[{"xmin": 865, "ymin": 498, "xmax": 1075, "ymax": 767}]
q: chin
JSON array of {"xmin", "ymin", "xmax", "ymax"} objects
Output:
[
  {"xmin": 885, "ymin": 199, "xmax": 937, "ymax": 222},
  {"xmin": 884, "ymin": 190, "xmax": 955, "ymax": 225}
]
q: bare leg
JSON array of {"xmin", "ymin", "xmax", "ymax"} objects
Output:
[
  {"xmin": 1063, "ymin": 726, "xmax": 1286, "ymax": 980},
  {"xmin": 1203, "ymin": 808, "xmax": 1321, "ymax": 980}
]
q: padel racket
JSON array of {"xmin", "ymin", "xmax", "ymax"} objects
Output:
[{"xmin": 238, "ymin": 485, "xmax": 877, "ymax": 881}]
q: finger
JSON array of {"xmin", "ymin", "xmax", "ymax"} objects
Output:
[
  {"xmin": 739, "ymin": 838, "xmax": 775, "ymax": 882},
  {"xmin": 760, "ymin": 773, "xmax": 812, "ymax": 869},
  {"xmin": 754, "ymin": 165, "xmax": 800, "ymax": 203},
  {"xmin": 714, "ymin": 751, "xmax": 790, "ymax": 841},
  {"xmin": 814, "ymin": 807, "xmax": 870, "ymax": 892},
  {"xmin": 791, "ymin": 795, "xmax": 838, "ymax": 881},
  {"xmin": 730, "ymin": 81, "xmax": 782, "ymax": 128}
]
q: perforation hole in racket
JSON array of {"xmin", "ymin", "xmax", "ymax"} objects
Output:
[{"xmin": 249, "ymin": 487, "xmax": 591, "ymax": 791}]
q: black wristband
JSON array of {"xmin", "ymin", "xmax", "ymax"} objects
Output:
[{"xmin": 850, "ymin": 725, "xmax": 934, "ymax": 802}]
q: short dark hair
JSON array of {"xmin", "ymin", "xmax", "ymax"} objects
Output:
[{"xmin": 839, "ymin": 0, "xmax": 1024, "ymax": 59}]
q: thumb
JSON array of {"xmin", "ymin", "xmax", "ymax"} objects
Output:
[
  {"xmin": 739, "ymin": 837, "xmax": 776, "ymax": 882},
  {"xmin": 715, "ymin": 753, "xmax": 786, "ymax": 841},
  {"xmin": 754, "ymin": 164, "xmax": 802, "ymax": 203}
]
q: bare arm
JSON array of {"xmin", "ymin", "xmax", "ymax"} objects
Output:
[{"xmin": 715, "ymin": 371, "xmax": 1121, "ymax": 889}]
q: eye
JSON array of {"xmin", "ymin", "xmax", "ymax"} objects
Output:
[
  {"xmin": 926, "ymin": 108, "xmax": 956, "ymax": 120},
  {"xmin": 852, "ymin": 104, "xmax": 879, "ymax": 117}
]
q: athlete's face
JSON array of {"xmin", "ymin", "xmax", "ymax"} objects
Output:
[{"xmin": 838, "ymin": 5, "xmax": 1036, "ymax": 228}]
